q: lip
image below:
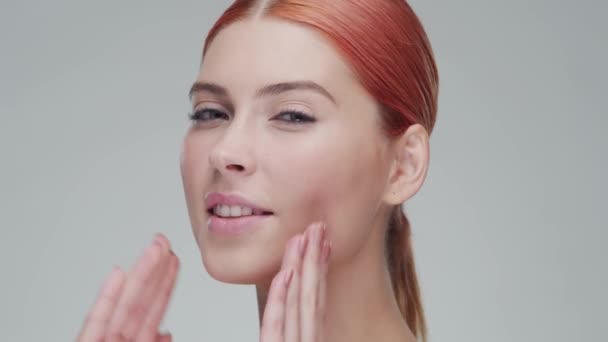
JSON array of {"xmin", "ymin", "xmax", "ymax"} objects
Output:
[
  {"xmin": 207, "ymin": 215, "xmax": 272, "ymax": 236},
  {"xmin": 204, "ymin": 192, "xmax": 274, "ymax": 236},
  {"xmin": 204, "ymin": 192, "xmax": 273, "ymax": 214}
]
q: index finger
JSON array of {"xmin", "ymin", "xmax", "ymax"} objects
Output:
[{"xmin": 135, "ymin": 251, "xmax": 180, "ymax": 342}]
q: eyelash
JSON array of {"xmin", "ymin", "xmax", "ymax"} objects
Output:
[
  {"xmin": 187, "ymin": 108, "xmax": 229, "ymax": 122},
  {"xmin": 187, "ymin": 108, "xmax": 317, "ymax": 124}
]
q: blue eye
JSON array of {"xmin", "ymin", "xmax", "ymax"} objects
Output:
[
  {"xmin": 273, "ymin": 111, "xmax": 316, "ymax": 124},
  {"xmin": 188, "ymin": 108, "xmax": 229, "ymax": 122}
]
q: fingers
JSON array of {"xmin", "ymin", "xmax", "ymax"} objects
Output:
[
  {"xmin": 317, "ymin": 232, "xmax": 331, "ymax": 335},
  {"xmin": 105, "ymin": 234, "xmax": 171, "ymax": 341},
  {"xmin": 130, "ymin": 236, "xmax": 173, "ymax": 334},
  {"xmin": 259, "ymin": 268, "xmax": 294, "ymax": 342},
  {"xmin": 77, "ymin": 266, "xmax": 127, "ymax": 342},
  {"xmin": 135, "ymin": 251, "xmax": 180, "ymax": 342},
  {"xmin": 283, "ymin": 234, "xmax": 306, "ymax": 342},
  {"xmin": 299, "ymin": 222, "xmax": 329, "ymax": 342},
  {"xmin": 260, "ymin": 221, "xmax": 332, "ymax": 342}
]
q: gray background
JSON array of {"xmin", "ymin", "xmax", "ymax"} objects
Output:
[{"xmin": 1, "ymin": 0, "xmax": 606, "ymax": 341}]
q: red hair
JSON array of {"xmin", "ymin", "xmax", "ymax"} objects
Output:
[{"xmin": 203, "ymin": 1, "xmax": 439, "ymax": 340}]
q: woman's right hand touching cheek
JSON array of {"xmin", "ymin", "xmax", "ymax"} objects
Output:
[
  {"xmin": 260, "ymin": 222, "xmax": 332, "ymax": 342},
  {"xmin": 76, "ymin": 234, "xmax": 179, "ymax": 342}
]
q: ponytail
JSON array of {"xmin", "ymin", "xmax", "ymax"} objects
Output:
[{"xmin": 387, "ymin": 205, "xmax": 427, "ymax": 341}]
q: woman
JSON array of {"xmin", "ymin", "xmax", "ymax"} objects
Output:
[{"xmin": 77, "ymin": 0, "xmax": 438, "ymax": 341}]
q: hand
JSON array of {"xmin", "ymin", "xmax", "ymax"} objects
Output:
[
  {"xmin": 76, "ymin": 234, "xmax": 180, "ymax": 342},
  {"xmin": 260, "ymin": 222, "xmax": 332, "ymax": 342}
]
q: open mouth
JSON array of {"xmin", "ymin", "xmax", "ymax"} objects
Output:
[{"xmin": 207, "ymin": 205, "xmax": 274, "ymax": 218}]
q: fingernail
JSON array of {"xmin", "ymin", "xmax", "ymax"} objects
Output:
[
  {"xmin": 299, "ymin": 234, "xmax": 309, "ymax": 257},
  {"xmin": 316, "ymin": 223, "xmax": 325, "ymax": 249},
  {"xmin": 106, "ymin": 266, "xmax": 121, "ymax": 284},
  {"xmin": 322, "ymin": 240, "xmax": 331, "ymax": 263},
  {"xmin": 297, "ymin": 235, "xmax": 304, "ymax": 253},
  {"xmin": 320, "ymin": 222, "xmax": 327, "ymax": 241},
  {"xmin": 153, "ymin": 234, "xmax": 164, "ymax": 246},
  {"xmin": 284, "ymin": 269, "xmax": 294, "ymax": 287},
  {"xmin": 144, "ymin": 241, "xmax": 159, "ymax": 256}
]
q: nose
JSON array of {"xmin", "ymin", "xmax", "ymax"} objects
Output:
[{"xmin": 208, "ymin": 122, "xmax": 256, "ymax": 177}]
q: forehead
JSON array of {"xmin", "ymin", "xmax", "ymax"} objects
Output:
[{"xmin": 199, "ymin": 18, "xmax": 356, "ymax": 94}]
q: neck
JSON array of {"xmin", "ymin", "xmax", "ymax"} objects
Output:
[{"xmin": 255, "ymin": 222, "xmax": 417, "ymax": 342}]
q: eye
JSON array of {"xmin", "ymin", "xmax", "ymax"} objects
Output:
[
  {"xmin": 188, "ymin": 108, "xmax": 229, "ymax": 122},
  {"xmin": 272, "ymin": 110, "xmax": 317, "ymax": 124}
]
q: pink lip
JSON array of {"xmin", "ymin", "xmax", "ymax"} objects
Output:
[
  {"xmin": 204, "ymin": 192, "xmax": 274, "ymax": 236},
  {"xmin": 207, "ymin": 215, "xmax": 272, "ymax": 236}
]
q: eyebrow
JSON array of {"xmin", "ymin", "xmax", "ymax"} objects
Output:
[
  {"xmin": 188, "ymin": 80, "xmax": 337, "ymax": 104},
  {"xmin": 188, "ymin": 82, "xmax": 228, "ymax": 100}
]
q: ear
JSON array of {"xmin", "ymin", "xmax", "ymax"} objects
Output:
[{"xmin": 383, "ymin": 123, "xmax": 430, "ymax": 205}]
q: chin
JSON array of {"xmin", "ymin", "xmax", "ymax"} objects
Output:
[
  {"xmin": 198, "ymin": 235, "xmax": 284, "ymax": 285},
  {"xmin": 190, "ymin": 210, "xmax": 298, "ymax": 285}
]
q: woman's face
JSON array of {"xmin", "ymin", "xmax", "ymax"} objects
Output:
[{"xmin": 180, "ymin": 18, "xmax": 396, "ymax": 284}]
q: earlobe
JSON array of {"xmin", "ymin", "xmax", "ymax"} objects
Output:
[{"xmin": 383, "ymin": 124, "xmax": 430, "ymax": 205}]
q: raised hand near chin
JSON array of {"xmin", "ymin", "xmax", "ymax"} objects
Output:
[{"xmin": 260, "ymin": 222, "xmax": 331, "ymax": 342}]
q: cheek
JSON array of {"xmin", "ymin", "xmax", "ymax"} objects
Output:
[
  {"xmin": 267, "ymin": 135, "xmax": 388, "ymax": 262},
  {"xmin": 264, "ymin": 141, "xmax": 338, "ymax": 230}
]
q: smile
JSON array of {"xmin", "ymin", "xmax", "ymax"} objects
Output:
[{"xmin": 209, "ymin": 205, "xmax": 274, "ymax": 218}]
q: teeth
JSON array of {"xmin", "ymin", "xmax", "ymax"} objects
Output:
[
  {"xmin": 230, "ymin": 206, "xmax": 241, "ymax": 217},
  {"xmin": 213, "ymin": 205, "xmax": 258, "ymax": 218}
]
